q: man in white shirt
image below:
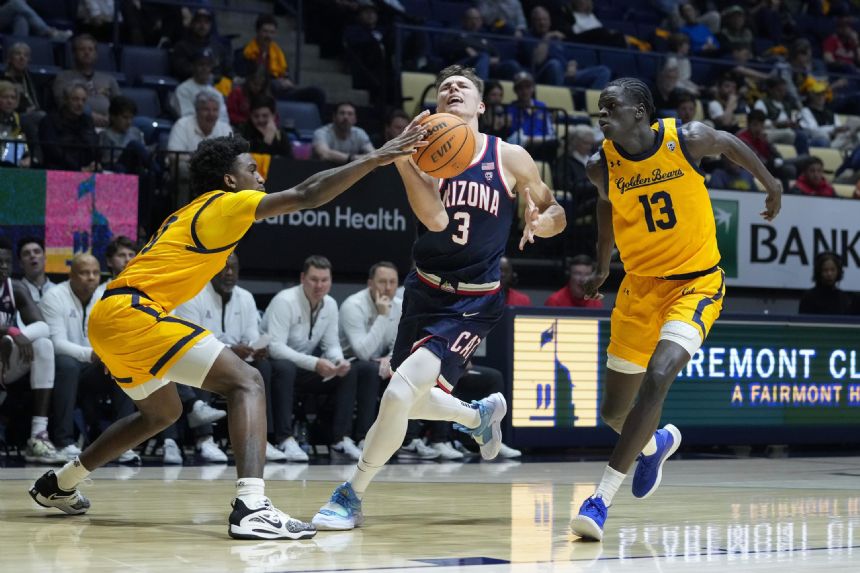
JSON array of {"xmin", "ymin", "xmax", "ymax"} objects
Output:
[
  {"xmin": 39, "ymin": 253, "xmax": 138, "ymax": 462},
  {"xmin": 17, "ymin": 237, "xmax": 55, "ymax": 303},
  {"xmin": 170, "ymin": 51, "xmax": 229, "ymax": 122},
  {"xmin": 262, "ymin": 255, "xmax": 361, "ymax": 460},
  {"xmin": 175, "ymin": 253, "xmax": 279, "ymax": 463},
  {"xmin": 339, "ymin": 261, "xmax": 401, "ymax": 447},
  {"xmin": 312, "ymin": 102, "xmax": 375, "ymax": 164}
]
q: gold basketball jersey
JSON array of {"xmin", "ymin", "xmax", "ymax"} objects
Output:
[
  {"xmin": 601, "ymin": 118, "xmax": 720, "ymax": 277},
  {"xmin": 108, "ymin": 189, "xmax": 265, "ymax": 312}
]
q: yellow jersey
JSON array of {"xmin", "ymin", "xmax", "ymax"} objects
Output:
[
  {"xmin": 108, "ymin": 190, "xmax": 266, "ymax": 312},
  {"xmin": 601, "ymin": 117, "xmax": 720, "ymax": 278}
]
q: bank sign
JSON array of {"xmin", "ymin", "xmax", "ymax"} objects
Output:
[{"xmin": 710, "ymin": 190, "xmax": 859, "ymax": 290}]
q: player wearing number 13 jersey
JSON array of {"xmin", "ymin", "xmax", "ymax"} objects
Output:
[{"xmin": 570, "ymin": 78, "xmax": 783, "ymax": 542}]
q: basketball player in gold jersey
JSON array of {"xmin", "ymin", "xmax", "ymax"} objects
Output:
[
  {"xmin": 28, "ymin": 126, "xmax": 428, "ymax": 540},
  {"xmin": 570, "ymin": 78, "xmax": 782, "ymax": 541}
]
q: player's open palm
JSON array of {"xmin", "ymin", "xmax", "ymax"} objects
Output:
[
  {"xmin": 519, "ymin": 188, "xmax": 540, "ymax": 251},
  {"xmin": 374, "ymin": 112, "xmax": 429, "ymax": 165}
]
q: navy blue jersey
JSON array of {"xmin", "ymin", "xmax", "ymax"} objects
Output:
[{"xmin": 412, "ymin": 135, "xmax": 516, "ymax": 285}]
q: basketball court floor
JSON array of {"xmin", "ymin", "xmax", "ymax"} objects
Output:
[{"xmin": 2, "ymin": 456, "xmax": 859, "ymax": 573}]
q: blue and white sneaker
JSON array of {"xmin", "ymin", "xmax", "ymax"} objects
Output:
[
  {"xmin": 631, "ymin": 424, "xmax": 682, "ymax": 499},
  {"xmin": 570, "ymin": 495, "xmax": 608, "ymax": 541},
  {"xmin": 312, "ymin": 482, "xmax": 365, "ymax": 531},
  {"xmin": 453, "ymin": 392, "xmax": 507, "ymax": 460}
]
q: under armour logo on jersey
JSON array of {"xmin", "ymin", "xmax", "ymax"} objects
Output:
[
  {"xmin": 666, "ymin": 141, "xmax": 676, "ymax": 152},
  {"xmin": 609, "ymin": 159, "xmax": 622, "ymax": 168}
]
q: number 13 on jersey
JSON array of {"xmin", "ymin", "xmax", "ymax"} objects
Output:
[{"xmin": 638, "ymin": 191, "xmax": 677, "ymax": 233}]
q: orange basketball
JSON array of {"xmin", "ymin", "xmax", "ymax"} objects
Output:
[{"xmin": 412, "ymin": 113, "xmax": 476, "ymax": 179}]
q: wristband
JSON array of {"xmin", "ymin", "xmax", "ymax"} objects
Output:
[{"xmin": 6, "ymin": 326, "xmax": 21, "ymax": 337}]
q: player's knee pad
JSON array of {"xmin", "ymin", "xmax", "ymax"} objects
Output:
[
  {"xmin": 31, "ymin": 337, "xmax": 53, "ymax": 357},
  {"xmin": 606, "ymin": 353, "xmax": 646, "ymax": 374},
  {"xmin": 659, "ymin": 320, "xmax": 702, "ymax": 358}
]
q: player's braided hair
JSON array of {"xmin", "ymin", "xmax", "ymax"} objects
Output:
[
  {"xmin": 605, "ymin": 77, "xmax": 656, "ymax": 123},
  {"xmin": 189, "ymin": 135, "xmax": 251, "ymax": 198}
]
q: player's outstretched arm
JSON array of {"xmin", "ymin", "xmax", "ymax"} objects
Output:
[
  {"xmin": 504, "ymin": 144, "xmax": 566, "ymax": 250},
  {"xmin": 583, "ymin": 152, "xmax": 614, "ymax": 300},
  {"xmin": 393, "ymin": 111, "xmax": 450, "ymax": 232},
  {"xmin": 681, "ymin": 121, "xmax": 782, "ymax": 221},
  {"xmin": 254, "ymin": 122, "xmax": 428, "ymax": 220}
]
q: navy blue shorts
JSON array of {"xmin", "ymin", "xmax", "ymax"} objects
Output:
[{"xmin": 391, "ymin": 271, "xmax": 505, "ymax": 392}]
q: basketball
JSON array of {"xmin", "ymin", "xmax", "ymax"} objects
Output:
[{"xmin": 412, "ymin": 112, "xmax": 476, "ymax": 179}]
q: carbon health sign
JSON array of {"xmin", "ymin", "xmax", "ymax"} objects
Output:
[{"xmin": 710, "ymin": 189, "xmax": 860, "ymax": 290}]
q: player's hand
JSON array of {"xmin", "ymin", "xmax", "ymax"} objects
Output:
[
  {"xmin": 335, "ymin": 359, "xmax": 352, "ymax": 377},
  {"xmin": 374, "ymin": 291, "xmax": 392, "ymax": 315},
  {"xmin": 761, "ymin": 179, "xmax": 783, "ymax": 221},
  {"xmin": 12, "ymin": 333, "xmax": 33, "ymax": 363},
  {"xmin": 583, "ymin": 270, "xmax": 609, "ymax": 300},
  {"xmin": 518, "ymin": 188, "xmax": 539, "ymax": 251},
  {"xmin": 230, "ymin": 343, "xmax": 254, "ymax": 360},
  {"xmin": 315, "ymin": 358, "xmax": 338, "ymax": 378},
  {"xmin": 375, "ymin": 110, "xmax": 430, "ymax": 166}
]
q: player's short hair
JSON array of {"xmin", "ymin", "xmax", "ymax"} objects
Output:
[
  {"xmin": 16, "ymin": 236, "xmax": 44, "ymax": 259},
  {"xmin": 368, "ymin": 261, "xmax": 398, "ymax": 280},
  {"xmin": 604, "ymin": 77, "xmax": 656, "ymax": 123},
  {"xmin": 568, "ymin": 254, "xmax": 595, "ymax": 270},
  {"xmin": 189, "ymin": 135, "xmax": 250, "ymax": 197},
  {"xmin": 0, "ymin": 236, "xmax": 13, "ymax": 252},
  {"xmin": 813, "ymin": 251, "xmax": 844, "ymax": 284},
  {"xmin": 105, "ymin": 235, "xmax": 137, "ymax": 258},
  {"xmin": 302, "ymin": 255, "xmax": 332, "ymax": 273},
  {"xmin": 436, "ymin": 64, "xmax": 484, "ymax": 97}
]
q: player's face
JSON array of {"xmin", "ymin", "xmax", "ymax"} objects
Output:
[
  {"xmin": 0, "ymin": 249, "xmax": 11, "ymax": 281},
  {"xmin": 212, "ymin": 254, "xmax": 238, "ymax": 294},
  {"xmin": 228, "ymin": 153, "xmax": 266, "ymax": 192},
  {"xmin": 369, "ymin": 267, "xmax": 398, "ymax": 300},
  {"xmin": 106, "ymin": 246, "xmax": 135, "ymax": 276},
  {"xmin": 597, "ymin": 86, "xmax": 641, "ymax": 141},
  {"xmin": 437, "ymin": 75, "xmax": 485, "ymax": 120},
  {"xmin": 19, "ymin": 242, "xmax": 45, "ymax": 278},
  {"xmin": 301, "ymin": 266, "xmax": 332, "ymax": 304},
  {"xmin": 70, "ymin": 258, "xmax": 101, "ymax": 299}
]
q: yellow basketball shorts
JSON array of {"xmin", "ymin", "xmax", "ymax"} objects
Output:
[
  {"xmin": 608, "ymin": 268, "xmax": 726, "ymax": 368},
  {"xmin": 89, "ymin": 288, "xmax": 211, "ymax": 390}
]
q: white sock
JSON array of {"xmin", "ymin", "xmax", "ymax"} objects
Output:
[
  {"xmin": 594, "ymin": 465, "xmax": 626, "ymax": 506},
  {"xmin": 56, "ymin": 458, "xmax": 90, "ymax": 491},
  {"xmin": 641, "ymin": 435, "xmax": 658, "ymax": 456},
  {"xmin": 236, "ymin": 477, "xmax": 266, "ymax": 507},
  {"xmin": 31, "ymin": 416, "xmax": 48, "ymax": 438},
  {"xmin": 409, "ymin": 388, "xmax": 480, "ymax": 428}
]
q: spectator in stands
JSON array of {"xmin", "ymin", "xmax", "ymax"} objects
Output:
[
  {"xmin": 653, "ymin": 61, "xmax": 688, "ymax": 116},
  {"xmin": 679, "ymin": 2, "xmax": 720, "ymax": 55},
  {"xmin": 17, "ymin": 237, "xmax": 53, "ymax": 303},
  {"xmin": 227, "ymin": 65, "xmax": 273, "ymax": 127},
  {"xmin": 774, "ymin": 39, "xmax": 823, "ymax": 110},
  {"xmin": 77, "ymin": 0, "xmax": 115, "ymax": 42},
  {"xmin": 506, "ymin": 71, "xmax": 557, "ymax": 160},
  {"xmin": 262, "ymin": 255, "xmax": 362, "ymax": 461},
  {"xmin": 0, "ymin": 0, "xmax": 72, "ymax": 39},
  {"xmin": 242, "ymin": 14, "xmax": 325, "ymax": 112},
  {"xmin": 371, "ymin": 108, "xmax": 409, "ymax": 149},
  {"xmin": 555, "ymin": 123, "xmax": 596, "ymax": 199},
  {"xmin": 822, "ymin": 16, "xmax": 860, "ymax": 74},
  {"xmin": 171, "ymin": 50, "xmax": 230, "ymax": 122},
  {"xmin": 791, "ymin": 156, "xmax": 835, "ymax": 197},
  {"xmin": 565, "ymin": 0, "xmax": 627, "ymax": 48},
  {"xmin": 343, "ymin": 1, "xmax": 396, "ymax": 105},
  {"xmin": 708, "ymin": 157, "xmax": 759, "ymax": 191},
  {"xmin": 675, "ymin": 91, "xmax": 698, "ymax": 125},
  {"xmin": 53, "ymin": 34, "xmax": 122, "ymax": 129},
  {"xmin": 500, "ymin": 256, "xmax": 531, "ymax": 306},
  {"xmin": 0, "ymin": 80, "xmax": 29, "ymax": 167},
  {"xmin": 174, "ymin": 253, "xmax": 274, "ymax": 463},
  {"xmin": 479, "ymin": 81, "xmax": 512, "ymax": 140},
  {"xmin": 665, "ymin": 33, "xmax": 700, "ymax": 96},
  {"xmin": 799, "ymin": 252, "xmax": 857, "ymax": 315},
  {"xmin": 99, "ymin": 95, "xmax": 150, "ymax": 175},
  {"xmin": 717, "ymin": 5, "xmax": 753, "ymax": 54},
  {"xmin": 440, "ymin": 7, "xmax": 522, "ymax": 82},
  {"xmin": 478, "ymin": 0, "xmax": 528, "ymax": 36},
  {"xmin": 339, "ymin": 261, "xmax": 402, "ymax": 449},
  {"xmin": 754, "ymin": 76, "xmax": 809, "ymax": 155},
  {"xmin": 166, "ymin": 90, "xmax": 232, "ymax": 159},
  {"xmin": 545, "ymin": 255, "xmax": 604, "ymax": 308},
  {"xmin": 120, "ymin": 0, "xmax": 174, "ymax": 46},
  {"xmin": 708, "ymin": 74, "xmax": 747, "ymax": 133},
  {"xmin": 799, "ymin": 81, "xmax": 855, "ymax": 150},
  {"xmin": 39, "ymin": 253, "xmax": 138, "ymax": 463},
  {"xmin": 737, "ymin": 109, "xmax": 795, "ymax": 190},
  {"xmin": 0, "ymin": 237, "xmax": 58, "ymax": 463},
  {"xmin": 651, "ymin": 0, "xmax": 721, "ymax": 33},
  {"xmin": 104, "ymin": 235, "xmax": 136, "ymax": 278},
  {"xmin": 312, "ymin": 102, "xmax": 374, "ymax": 164},
  {"xmin": 171, "ymin": 8, "xmax": 232, "ymax": 93},
  {"xmin": 39, "ymin": 83, "xmax": 100, "ymax": 172},
  {"xmin": 2, "ymin": 43, "xmax": 40, "ymax": 114},
  {"xmin": 241, "ymin": 96, "xmax": 293, "ymax": 179},
  {"xmin": 754, "ymin": 0, "xmax": 797, "ymax": 45}
]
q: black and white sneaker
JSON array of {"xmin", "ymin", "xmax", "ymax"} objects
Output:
[
  {"xmin": 29, "ymin": 470, "xmax": 90, "ymax": 515},
  {"xmin": 228, "ymin": 498, "xmax": 317, "ymax": 540}
]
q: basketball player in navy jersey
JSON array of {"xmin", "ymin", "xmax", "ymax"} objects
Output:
[{"xmin": 312, "ymin": 64, "xmax": 567, "ymax": 530}]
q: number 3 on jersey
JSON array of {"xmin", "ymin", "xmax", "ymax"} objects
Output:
[
  {"xmin": 638, "ymin": 191, "xmax": 677, "ymax": 232},
  {"xmin": 452, "ymin": 211, "xmax": 470, "ymax": 245}
]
